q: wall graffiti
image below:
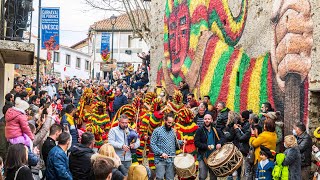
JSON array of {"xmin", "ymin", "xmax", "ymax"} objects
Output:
[{"xmin": 156, "ymin": 0, "xmax": 313, "ymax": 124}]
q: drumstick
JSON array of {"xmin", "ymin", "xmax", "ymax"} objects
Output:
[
  {"xmin": 182, "ymin": 138, "xmax": 186, "ymax": 155},
  {"xmin": 160, "ymin": 155, "xmax": 176, "ymax": 158}
]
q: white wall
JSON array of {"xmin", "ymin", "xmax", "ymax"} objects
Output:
[
  {"xmin": 53, "ymin": 46, "xmax": 92, "ymax": 80},
  {"xmin": 91, "ymin": 31, "xmax": 149, "ymax": 74},
  {"xmin": 30, "ymin": 34, "xmax": 92, "ymax": 80}
]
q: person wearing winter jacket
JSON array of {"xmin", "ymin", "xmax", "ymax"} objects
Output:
[
  {"xmin": 5, "ymin": 97, "xmax": 39, "ymax": 167},
  {"xmin": 5, "ymin": 97, "xmax": 34, "ymax": 145},
  {"xmin": 60, "ymin": 104, "xmax": 78, "ymax": 147},
  {"xmin": 282, "ymin": 135, "xmax": 301, "ymax": 180},
  {"xmin": 45, "ymin": 132, "xmax": 72, "ymax": 180},
  {"xmin": 69, "ymin": 132, "xmax": 95, "ymax": 180},
  {"xmin": 93, "ymin": 144, "xmax": 128, "ymax": 180},
  {"xmin": 293, "ymin": 121, "xmax": 312, "ymax": 180},
  {"xmin": 215, "ymin": 102, "xmax": 230, "ymax": 130}
]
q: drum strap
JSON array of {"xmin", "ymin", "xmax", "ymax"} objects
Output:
[{"xmin": 212, "ymin": 127, "xmax": 220, "ymax": 141}]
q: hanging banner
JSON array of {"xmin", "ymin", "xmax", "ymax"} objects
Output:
[
  {"xmin": 41, "ymin": 7, "xmax": 60, "ymax": 50},
  {"xmin": 100, "ymin": 32, "xmax": 111, "ymax": 62}
]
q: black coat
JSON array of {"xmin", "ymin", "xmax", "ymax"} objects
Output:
[
  {"xmin": 283, "ymin": 147, "xmax": 302, "ymax": 180},
  {"xmin": 180, "ymin": 85, "xmax": 189, "ymax": 104},
  {"xmin": 42, "ymin": 136, "xmax": 56, "ymax": 166},
  {"xmin": 5, "ymin": 166, "xmax": 33, "ymax": 180},
  {"xmin": 69, "ymin": 143, "xmax": 95, "ymax": 180},
  {"xmin": 111, "ymin": 165, "xmax": 127, "ymax": 180},
  {"xmin": 216, "ymin": 108, "xmax": 230, "ymax": 130},
  {"xmin": 194, "ymin": 125, "xmax": 225, "ymax": 158},
  {"xmin": 296, "ymin": 132, "xmax": 312, "ymax": 167},
  {"xmin": 235, "ymin": 121, "xmax": 251, "ymax": 156}
]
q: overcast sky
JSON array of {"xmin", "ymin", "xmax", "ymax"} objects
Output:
[{"xmin": 32, "ymin": 0, "xmax": 116, "ymax": 47}]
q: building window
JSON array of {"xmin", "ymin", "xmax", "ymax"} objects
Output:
[
  {"xmin": 85, "ymin": 60, "xmax": 90, "ymax": 71},
  {"xmin": 53, "ymin": 52, "xmax": 60, "ymax": 63},
  {"xmin": 66, "ymin": 54, "xmax": 71, "ymax": 66},
  {"xmin": 76, "ymin": 57, "xmax": 81, "ymax": 69}
]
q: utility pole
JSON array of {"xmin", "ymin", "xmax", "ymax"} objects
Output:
[{"xmin": 36, "ymin": 0, "xmax": 41, "ymax": 95}]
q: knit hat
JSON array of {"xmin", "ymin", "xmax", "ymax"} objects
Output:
[
  {"xmin": 15, "ymin": 97, "xmax": 30, "ymax": 111},
  {"xmin": 284, "ymin": 135, "xmax": 298, "ymax": 148},
  {"xmin": 264, "ymin": 111, "xmax": 281, "ymax": 121},
  {"xmin": 260, "ymin": 145, "xmax": 274, "ymax": 159},
  {"xmin": 241, "ymin": 110, "xmax": 250, "ymax": 120}
]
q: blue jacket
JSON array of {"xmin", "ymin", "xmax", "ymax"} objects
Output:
[
  {"xmin": 46, "ymin": 146, "xmax": 73, "ymax": 180},
  {"xmin": 28, "ymin": 146, "xmax": 39, "ymax": 166},
  {"xmin": 113, "ymin": 94, "xmax": 128, "ymax": 113},
  {"xmin": 256, "ymin": 160, "xmax": 275, "ymax": 180}
]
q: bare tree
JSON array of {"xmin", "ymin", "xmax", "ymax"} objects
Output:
[{"xmin": 83, "ymin": 0, "xmax": 151, "ymax": 43}]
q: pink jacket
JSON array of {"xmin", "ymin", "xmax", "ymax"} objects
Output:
[{"xmin": 5, "ymin": 108, "xmax": 34, "ymax": 140}]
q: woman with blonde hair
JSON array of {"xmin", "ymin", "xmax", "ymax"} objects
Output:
[
  {"xmin": 91, "ymin": 144, "xmax": 127, "ymax": 180},
  {"xmin": 282, "ymin": 135, "xmax": 301, "ymax": 180}
]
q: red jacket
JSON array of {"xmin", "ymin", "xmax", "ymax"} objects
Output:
[{"xmin": 5, "ymin": 108, "xmax": 34, "ymax": 140}]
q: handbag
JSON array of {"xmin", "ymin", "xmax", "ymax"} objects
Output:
[
  {"xmin": 247, "ymin": 146, "xmax": 255, "ymax": 165},
  {"xmin": 14, "ymin": 165, "xmax": 27, "ymax": 180}
]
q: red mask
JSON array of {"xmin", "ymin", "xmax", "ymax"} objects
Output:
[{"xmin": 168, "ymin": 3, "xmax": 190, "ymax": 75}]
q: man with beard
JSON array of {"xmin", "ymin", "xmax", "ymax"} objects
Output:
[
  {"xmin": 108, "ymin": 114, "xmax": 140, "ymax": 171},
  {"xmin": 150, "ymin": 112, "xmax": 186, "ymax": 180},
  {"xmin": 195, "ymin": 112, "xmax": 225, "ymax": 180}
]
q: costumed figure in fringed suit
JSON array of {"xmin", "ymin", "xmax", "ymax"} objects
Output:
[
  {"xmin": 165, "ymin": 90, "xmax": 185, "ymax": 114},
  {"xmin": 77, "ymin": 88, "xmax": 97, "ymax": 128},
  {"xmin": 143, "ymin": 92, "xmax": 157, "ymax": 112},
  {"xmin": 85, "ymin": 101, "xmax": 111, "ymax": 148},
  {"xmin": 136, "ymin": 98, "xmax": 166, "ymax": 170},
  {"xmin": 175, "ymin": 108, "xmax": 199, "ymax": 179},
  {"xmin": 97, "ymin": 86, "xmax": 114, "ymax": 114}
]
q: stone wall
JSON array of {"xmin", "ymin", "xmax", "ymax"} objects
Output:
[
  {"xmin": 149, "ymin": 0, "xmax": 165, "ymax": 88},
  {"xmin": 150, "ymin": 0, "xmax": 320, "ymax": 130},
  {"xmin": 309, "ymin": 0, "xmax": 320, "ymax": 134}
]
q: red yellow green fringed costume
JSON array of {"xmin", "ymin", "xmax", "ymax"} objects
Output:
[
  {"xmin": 175, "ymin": 108, "xmax": 199, "ymax": 180},
  {"xmin": 136, "ymin": 98, "xmax": 165, "ymax": 170},
  {"xmin": 166, "ymin": 90, "xmax": 185, "ymax": 113},
  {"xmin": 77, "ymin": 88, "xmax": 97, "ymax": 127},
  {"xmin": 86, "ymin": 101, "xmax": 111, "ymax": 148},
  {"xmin": 97, "ymin": 86, "xmax": 114, "ymax": 112}
]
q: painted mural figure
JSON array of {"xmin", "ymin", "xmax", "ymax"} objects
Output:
[{"xmin": 157, "ymin": 0, "xmax": 313, "ymax": 124}]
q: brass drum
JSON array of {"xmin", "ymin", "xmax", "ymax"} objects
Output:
[
  {"xmin": 173, "ymin": 153, "xmax": 196, "ymax": 178},
  {"xmin": 207, "ymin": 143, "xmax": 243, "ymax": 177}
]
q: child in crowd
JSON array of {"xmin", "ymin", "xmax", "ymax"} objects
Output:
[
  {"xmin": 256, "ymin": 145, "xmax": 275, "ymax": 180},
  {"xmin": 5, "ymin": 97, "xmax": 34, "ymax": 149}
]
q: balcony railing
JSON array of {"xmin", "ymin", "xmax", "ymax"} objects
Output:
[{"xmin": 0, "ymin": 0, "xmax": 33, "ymax": 42}]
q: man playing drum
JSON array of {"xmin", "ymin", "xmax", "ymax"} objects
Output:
[
  {"xmin": 194, "ymin": 112, "xmax": 225, "ymax": 180},
  {"xmin": 150, "ymin": 112, "xmax": 186, "ymax": 180}
]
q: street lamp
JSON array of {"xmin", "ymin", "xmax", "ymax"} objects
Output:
[
  {"xmin": 109, "ymin": 14, "xmax": 117, "ymax": 84},
  {"xmin": 36, "ymin": 0, "xmax": 42, "ymax": 95}
]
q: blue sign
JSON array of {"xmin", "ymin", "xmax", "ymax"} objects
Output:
[
  {"xmin": 41, "ymin": 7, "xmax": 60, "ymax": 50},
  {"xmin": 100, "ymin": 32, "xmax": 111, "ymax": 62}
]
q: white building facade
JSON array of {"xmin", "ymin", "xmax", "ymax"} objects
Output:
[
  {"xmin": 29, "ymin": 34, "xmax": 92, "ymax": 80},
  {"xmin": 86, "ymin": 13, "xmax": 149, "ymax": 79},
  {"xmin": 52, "ymin": 46, "xmax": 92, "ymax": 80}
]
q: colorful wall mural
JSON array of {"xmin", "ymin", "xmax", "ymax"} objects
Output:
[{"xmin": 156, "ymin": 0, "xmax": 313, "ymax": 125}]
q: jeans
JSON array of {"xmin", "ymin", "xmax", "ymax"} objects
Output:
[
  {"xmin": 155, "ymin": 161, "xmax": 174, "ymax": 180},
  {"xmin": 199, "ymin": 159, "xmax": 217, "ymax": 180}
]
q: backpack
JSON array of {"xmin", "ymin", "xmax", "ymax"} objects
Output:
[{"xmin": 272, "ymin": 153, "xmax": 289, "ymax": 180}]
